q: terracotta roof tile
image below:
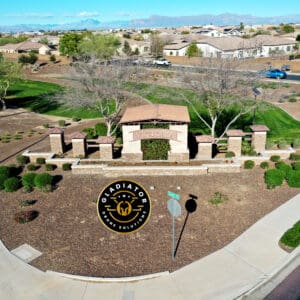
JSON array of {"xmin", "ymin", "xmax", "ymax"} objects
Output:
[
  {"xmin": 69, "ymin": 132, "xmax": 87, "ymax": 139},
  {"xmin": 250, "ymin": 125, "xmax": 270, "ymax": 132},
  {"xmin": 97, "ymin": 136, "xmax": 116, "ymax": 144},
  {"xmin": 48, "ymin": 128, "xmax": 64, "ymax": 134},
  {"xmin": 195, "ymin": 135, "xmax": 215, "ymax": 143},
  {"xmin": 226, "ymin": 129, "xmax": 245, "ymax": 137},
  {"xmin": 119, "ymin": 104, "xmax": 190, "ymax": 124}
]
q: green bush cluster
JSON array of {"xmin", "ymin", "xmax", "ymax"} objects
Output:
[
  {"xmin": 27, "ymin": 164, "xmax": 38, "ymax": 171},
  {"xmin": 4, "ymin": 177, "xmax": 19, "ymax": 192},
  {"xmin": 16, "ymin": 155, "xmax": 29, "ymax": 166},
  {"xmin": 62, "ymin": 163, "xmax": 72, "ymax": 171},
  {"xmin": 264, "ymin": 169, "xmax": 284, "ymax": 189},
  {"xmin": 270, "ymin": 155, "xmax": 281, "ymax": 162},
  {"xmin": 244, "ymin": 160, "xmax": 255, "ymax": 169},
  {"xmin": 58, "ymin": 120, "xmax": 66, "ymax": 127},
  {"xmin": 292, "ymin": 162, "xmax": 300, "ymax": 171},
  {"xmin": 94, "ymin": 123, "xmax": 107, "ymax": 136},
  {"xmin": 275, "ymin": 162, "xmax": 292, "ymax": 178},
  {"xmin": 34, "ymin": 173, "xmax": 53, "ymax": 192},
  {"xmin": 0, "ymin": 166, "xmax": 12, "ymax": 190},
  {"xmin": 290, "ymin": 153, "xmax": 300, "ymax": 161},
  {"xmin": 286, "ymin": 171, "xmax": 300, "ymax": 188},
  {"xmin": 45, "ymin": 164, "xmax": 56, "ymax": 171},
  {"xmin": 22, "ymin": 173, "xmax": 37, "ymax": 192},
  {"xmin": 225, "ymin": 151, "xmax": 235, "ymax": 158},
  {"xmin": 260, "ymin": 162, "xmax": 269, "ymax": 169},
  {"xmin": 72, "ymin": 117, "xmax": 81, "ymax": 122},
  {"xmin": 36, "ymin": 157, "xmax": 46, "ymax": 164},
  {"xmin": 82, "ymin": 127, "xmax": 96, "ymax": 139},
  {"xmin": 280, "ymin": 221, "xmax": 300, "ymax": 248}
]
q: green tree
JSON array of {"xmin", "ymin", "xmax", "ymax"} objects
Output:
[
  {"xmin": 122, "ymin": 40, "xmax": 132, "ymax": 56},
  {"xmin": 18, "ymin": 52, "xmax": 38, "ymax": 65},
  {"xmin": 59, "ymin": 33, "xmax": 83, "ymax": 56},
  {"xmin": 49, "ymin": 54, "xmax": 56, "ymax": 63},
  {"xmin": 133, "ymin": 48, "xmax": 140, "ymax": 55},
  {"xmin": 281, "ymin": 24, "xmax": 295, "ymax": 33},
  {"xmin": 0, "ymin": 58, "xmax": 21, "ymax": 110},
  {"xmin": 78, "ymin": 34, "xmax": 121, "ymax": 60},
  {"xmin": 186, "ymin": 41, "xmax": 202, "ymax": 58}
]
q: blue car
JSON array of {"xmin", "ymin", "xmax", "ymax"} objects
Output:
[{"xmin": 265, "ymin": 69, "xmax": 287, "ymax": 79}]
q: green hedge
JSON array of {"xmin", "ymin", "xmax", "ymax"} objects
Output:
[
  {"xmin": 0, "ymin": 166, "xmax": 11, "ymax": 189},
  {"xmin": 260, "ymin": 161, "xmax": 269, "ymax": 169},
  {"xmin": 292, "ymin": 162, "xmax": 300, "ymax": 171},
  {"xmin": 275, "ymin": 162, "xmax": 292, "ymax": 178},
  {"xmin": 62, "ymin": 163, "xmax": 72, "ymax": 171},
  {"xmin": 22, "ymin": 173, "xmax": 37, "ymax": 192},
  {"xmin": 286, "ymin": 170, "xmax": 300, "ymax": 188},
  {"xmin": 16, "ymin": 155, "xmax": 29, "ymax": 166},
  {"xmin": 270, "ymin": 155, "xmax": 281, "ymax": 162},
  {"xmin": 244, "ymin": 160, "xmax": 255, "ymax": 169},
  {"xmin": 265, "ymin": 169, "xmax": 285, "ymax": 189},
  {"xmin": 95, "ymin": 123, "xmax": 107, "ymax": 136},
  {"xmin": 36, "ymin": 157, "xmax": 46, "ymax": 164},
  {"xmin": 280, "ymin": 221, "xmax": 300, "ymax": 248},
  {"xmin": 4, "ymin": 177, "xmax": 19, "ymax": 192},
  {"xmin": 34, "ymin": 173, "xmax": 53, "ymax": 191}
]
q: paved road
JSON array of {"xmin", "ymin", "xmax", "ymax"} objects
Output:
[{"xmin": 264, "ymin": 266, "xmax": 300, "ymax": 300}]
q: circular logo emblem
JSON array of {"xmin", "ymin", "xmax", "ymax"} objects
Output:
[{"xmin": 97, "ymin": 180, "xmax": 151, "ymax": 234}]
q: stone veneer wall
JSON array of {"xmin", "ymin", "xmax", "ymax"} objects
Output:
[
  {"xmin": 168, "ymin": 124, "xmax": 189, "ymax": 162},
  {"xmin": 49, "ymin": 133, "xmax": 64, "ymax": 154},
  {"xmin": 228, "ymin": 137, "xmax": 242, "ymax": 157},
  {"xmin": 121, "ymin": 124, "xmax": 143, "ymax": 161},
  {"xmin": 251, "ymin": 132, "xmax": 267, "ymax": 154}
]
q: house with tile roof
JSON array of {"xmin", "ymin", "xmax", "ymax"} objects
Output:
[{"xmin": 0, "ymin": 41, "xmax": 50, "ymax": 55}]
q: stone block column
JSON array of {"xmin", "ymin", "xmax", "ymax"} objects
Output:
[
  {"xmin": 250, "ymin": 125, "xmax": 270, "ymax": 154},
  {"xmin": 98, "ymin": 136, "xmax": 115, "ymax": 160},
  {"xmin": 168, "ymin": 124, "xmax": 189, "ymax": 162},
  {"xmin": 226, "ymin": 130, "xmax": 245, "ymax": 157},
  {"xmin": 70, "ymin": 132, "xmax": 87, "ymax": 158},
  {"xmin": 195, "ymin": 135, "xmax": 214, "ymax": 160},
  {"xmin": 121, "ymin": 125, "xmax": 143, "ymax": 161},
  {"xmin": 49, "ymin": 128, "xmax": 65, "ymax": 154}
]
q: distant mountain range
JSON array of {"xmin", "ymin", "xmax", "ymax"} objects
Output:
[{"xmin": 1, "ymin": 13, "xmax": 300, "ymax": 32}]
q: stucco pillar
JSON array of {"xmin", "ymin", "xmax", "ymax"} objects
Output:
[
  {"xmin": 195, "ymin": 135, "xmax": 214, "ymax": 160},
  {"xmin": 98, "ymin": 136, "xmax": 115, "ymax": 160},
  {"xmin": 71, "ymin": 132, "xmax": 87, "ymax": 158},
  {"xmin": 168, "ymin": 124, "xmax": 189, "ymax": 162},
  {"xmin": 49, "ymin": 128, "xmax": 65, "ymax": 154},
  {"xmin": 121, "ymin": 124, "xmax": 143, "ymax": 161},
  {"xmin": 226, "ymin": 130, "xmax": 245, "ymax": 157},
  {"xmin": 250, "ymin": 125, "xmax": 270, "ymax": 154}
]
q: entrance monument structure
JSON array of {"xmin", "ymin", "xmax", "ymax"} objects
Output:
[{"xmin": 119, "ymin": 104, "xmax": 190, "ymax": 162}]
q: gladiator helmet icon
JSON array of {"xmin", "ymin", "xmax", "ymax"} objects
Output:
[{"xmin": 117, "ymin": 201, "xmax": 132, "ymax": 216}]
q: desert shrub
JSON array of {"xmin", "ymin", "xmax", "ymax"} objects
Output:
[
  {"xmin": 260, "ymin": 161, "xmax": 269, "ymax": 169},
  {"xmin": 27, "ymin": 164, "xmax": 38, "ymax": 171},
  {"xmin": 94, "ymin": 123, "xmax": 107, "ymax": 136},
  {"xmin": 36, "ymin": 157, "xmax": 46, "ymax": 164},
  {"xmin": 0, "ymin": 165, "xmax": 11, "ymax": 177},
  {"xmin": 278, "ymin": 140, "xmax": 290, "ymax": 149},
  {"xmin": 280, "ymin": 221, "xmax": 300, "ymax": 248},
  {"xmin": 275, "ymin": 162, "xmax": 292, "ymax": 178},
  {"xmin": 209, "ymin": 192, "xmax": 229, "ymax": 205},
  {"xmin": 286, "ymin": 170, "xmax": 300, "ymax": 188},
  {"xmin": 244, "ymin": 160, "xmax": 255, "ymax": 169},
  {"xmin": 43, "ymin": 123, "xmax": 49, "ymax": 128},
  {"xmin": 0, "ymin": 173, "xmax": 10, "ymax": 190},
  {"xmin": 16, "ymin": 154, "xmax": 29, "ymax": 166},
  {"xmin": 289, "ymin": 153, "xmax": 300, "ymax": 161},
  {"xmin": 292, "ymin": 162, "xmax": 300, "ymax": 171},
  {"xmin": 58, "ymin": 120, "xmax": 66, "ymax": 127},
  {"xmin": 14, "ymin": 210, "xmax": 39, "ymax": 224},
  {"xmin": 270, "ymin": 155, "xmax": 281, "ymax": 162},
  {"xmin": 82, "ymin": 127, "xmax": 96, "ymax": 139},
  {"xmin": 22, "ymin": 173, "xmax": 37, "ymax": 192},
  {"xmin": 265, "ymin": 169, "xmax": 284, "ymax": 189},
  {"xmin": 72, "ymin": 117, "xmax": 81, "ymax": 122},
  {"xmin": 62, "ymin": 163, "xmax": 72, "ymax": 171},
  {"xmin": 293, "ymin": 139, "xmax": 300, "ymax": 149},
  {"xmin": 20, "ymin": 199, "xmax": 37, "ymax": 207},
  {"xmin": 34, "ymin": 173, "xmax": 53, "ymax": 191},
  {"xmin": 288, "ymin": 96, "xmax": 297, "ymax": 102},
  {"xmin": 4, "ymin": 177, "xmax": 19, "ymax": 192},
  {"xmin": 225, "ymin": 151, "xmax": 235, "ymax": 158},
  {"xmin": 45, "ymin": 163, "xmax": 56, "ymax": 171}
]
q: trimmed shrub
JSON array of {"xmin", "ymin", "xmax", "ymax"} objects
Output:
[
  {"xmin": 278, "ymin": 140, "xmax": 290, "ymax": 149},
  {"xmin": 289, "ymin": 153, "xmax": 300, "ymax": 161},
  {"xmin": 16, "ymin": 155, "xmax": 29, "ymax": 166},
  {"xmin": 20, "ymin": 199, "xmax": 37, "ymax": 207},
  {"xmin": 58, "ymin": 120, "xmax": 66, "ymax": 127},
  {"xmin": 94, "ymin": 123, "xmax": 107, "ymax": 136},
  {"xmin": 62, "ymin": 163, "xmax": 72, "ymax": 171},
  {"xmin": 4, "ymin": 177, "xmax": 19, "ymax": 192},
  {"xmin": 270, "ymin": 155, "xmax": 281, "ymax": 162},
  {"xmin": 27, "ymin": 164, "xmax": 38, "ymax": 171},
  {"xmin": 225, "ymin": 151, "xmax": 235, "ymax": 158},
  {"xmin": 292, "ymin": 162, "xmax": 300, "ymax": 171},
  {"xmin": 260, "ymin": 161, "xmax": 269, "ymax": 169},
  {"xmin": 293, "ymin": 139, "xmax": 300, "ymax": 149},
  {"xmin": 275, "ymin": 162, "xmax": 292, "ymax": 178},
  {"xmin": 45, "ymin": 164, "xmax": 56, "ymax": 171},
  {"xmin": 286, "ymin": 170, "xmax": 300, "ymax": 188},
  {"xmin": 36, "ymin": 157, "xmax": 46, "ymax": 164},
  {"xmin": 0, "ymin": 165, "xmax": 11, "ymax": 178},
  {"xmin": 244, "ymin": 160, "xmax": 255, "ymax": 169},
  {"xmin": 14, "ymin": 211, "xmax": 39, "ymax": 224},
  {"xmin": 34, "ymin": 173, "xmax": 53, "ymax": 192},
  {"xmin": 0, "ymin": 173, "xmax": 9, "ymax": 190},
  {"xmin": 43, "ymin": 123, "xmax": 49, "ymax": 128},
  {"xmin": 72, "ymin": 117, "xmax": 81, "ymax": 122},
  {"xmin": 22, "ymin": 173, "xmax": 37, "ymax": 192},
  {"xmin": 280, "ymin": 221, "xmax": 300, "ymax": 248},
  {"xmin": 82, "ymin": 127, "xmax": 95, "ymax": 139},
  {"xmin": 265, "ymin": 169, "xmax": 284, "ymax": 189}
]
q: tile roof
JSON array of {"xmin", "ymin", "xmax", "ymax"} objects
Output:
[
  {"xmin": 48, "ymin": 128, "xmax": 64, "ymax": 134},
  {"xmin": 69, "ymin": 132, "xmax": 87, "ymax": 139},
  {"xmin": 97, "ymin": 136, "xmax": 116, "ymax": 144},
  {"xmin": 226, "ymin": 129, "xmax": 245, "ymax": 137},
  {"xmin": 250, "ymin": 125, "xmax": 270, "ymax": 132},
  {"xmin": 0, "ymin": 41, "xmax": 49, "ymax": 51},
  {"xmin": 195, "ymin": 135, "xmax": 215, "ymax": 143},
  {"xmin": 119, "ymin": 104, "xmax": 190, "ymax": 124}
]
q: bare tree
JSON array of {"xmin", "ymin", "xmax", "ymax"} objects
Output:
[
  {"xmin": 180, "ymin": 57, "xmax": 259, "ymax": 141},
  {"xmin": 63, "ymin": 59, "xmax": 140, "ymax": 136},
  {"xmin": 150, "ymin": 33, "xmax": 166, "ymax": 58}
]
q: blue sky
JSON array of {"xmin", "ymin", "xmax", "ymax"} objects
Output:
[{"xmin": 1, "ymin": 0, "xmax": 300, "ymax": 25}]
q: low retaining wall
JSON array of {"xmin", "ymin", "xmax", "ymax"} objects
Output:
[
  {"xmin": 45, "ymin": 158, "xmax": 80, "ymax": 168},
  {"xmin": 237, "ymin": 156, "xmax": 269, "ymax": 166},
  {"xmin": 203, "ymin": 163, "xmax": 241, "ymax": 173},
  {"xmin": 23, "ymin": 150, "xmax": 54, "ymax": 163},
  {"xmin": 263, "ymin": 148, "xmax": 295, "ymax": 160}
]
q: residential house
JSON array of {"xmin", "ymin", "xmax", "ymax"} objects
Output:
[{"xmin": 0, "ymin": 41, "xmax": 51, "ymax": 55}]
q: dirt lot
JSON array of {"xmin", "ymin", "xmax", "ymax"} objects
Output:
[{"xmin": 0, "ymin": 169, "xmax": 299, "ymax": 277}]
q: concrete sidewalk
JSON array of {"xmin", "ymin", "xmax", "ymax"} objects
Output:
[{"xmin": 0, "ymin": 194, "xmax": 299, "ymax": 300}]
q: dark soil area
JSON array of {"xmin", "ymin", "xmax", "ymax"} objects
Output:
[{"xmin": 0, "ymin": 169, "xmax": 299, "ymax": 277}]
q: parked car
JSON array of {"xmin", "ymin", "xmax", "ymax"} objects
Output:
[
  {"xmin": 281, "ymin": 64, "xmax": 291, "ymax": 71},
  {"xmin": 265, "ymin": 69, "xmax": 287, "ymax": 79},
  {"xmin": 132, "ymin": 57, "xmax": 152, "ymax": 66},
  {"xmin": 153, "ymin": 58, "xmax": 172, "ymax": 67}
]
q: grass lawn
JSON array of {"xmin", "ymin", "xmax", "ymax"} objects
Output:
[{"xmin": 5, "ymin": 80, "xmax": 300, "ymax": 142}]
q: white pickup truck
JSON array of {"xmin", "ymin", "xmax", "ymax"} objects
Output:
[{"xmin": 152, "ymin": 58, "xmax": 172, "ymax": 67}]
